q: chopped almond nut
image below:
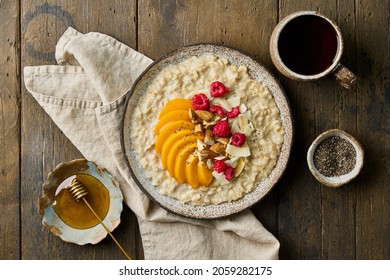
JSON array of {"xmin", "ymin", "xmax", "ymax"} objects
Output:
[
  {"xmin": 209, "ymin": 150, "xmax": 219, "ymax": 159},
  {"xmin": 199, "ymin": 149, "xmax": 210, "ymax": 161},
  {"xmin": 214, "ymin": 115, "xmax": 222, "ymax": 122},
  {"xmin": 189, "ymin": 108, "xmax": 201, "ymax": 124},
  {"xmin": 197, "ymin": 139, "xmax": 206, "ymax": 151},
  {"xmin": 188, "ymin": 108, "xmax": 196, "ymax": 119},
  {"xmin": 194, "ymin": 123, "xmax": 203, "ymax": 132},
  {"xmin": 203, "ymin": 123, "xmax": 214, "ymax": 130},
  {"xmin": 210, "ymin": 142, "xmax": 226, "ymax": 154},
  {"xmin": 216, "ymin": 137, "xmax": 230, "ymax": 145},
  {"xmin": 195, "ymin": 110, "xmax": 213, "ymax": 121},
  {"xmin": 204, "ymin": 129, "xmax": 215, "ymax": 145}
]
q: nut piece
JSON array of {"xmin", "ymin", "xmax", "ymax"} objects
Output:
[
  {"xmin": 210, "ymin": 143, "xmax": 226, "ymax": 154},
  {"xmin": 195, "ymin": 110, "xmax": 213, "ymax": 121},
  {"xmin": 198, "ymin": 149, "xmax": 210, "ymax": 161},
  {"xmin": 197, "ymin": 139, "xmax": 206, "ymax": 151},
  {"xmin": 216, "ymin": 137, "xmax": 230, "ymax": 145},
  {"xmin": 189, "ymin": 109, "xmax": 201, "ymax": 124},
  {"xmin": 204, "ymin": 129, "xmax": 215, "ymax": 145},
  {"xmin": 208, "ymin": 150, "xmax": 219, "ymax": 159},
  {"xmin": 189, "ymin": 108, "xmax": 196, "ymax": 119},
  {"xmin": 194, "ymin": 123, "xmax": 203, "ymax": 132}
]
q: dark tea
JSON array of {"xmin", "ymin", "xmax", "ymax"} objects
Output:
[{"xmin": 278, "ymin": 15, "xmax": 338, "ymax": 75}]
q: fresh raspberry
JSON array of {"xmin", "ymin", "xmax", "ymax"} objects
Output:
[
  {"xmin": 192, "ymin": 94, "xmax": 210, "ymax": 110},
  {"xmin": 210, "ymin": 81, "xmax": 229, "ymax": 97},
  {"xmin": 231, "ymin": 132, "xmax": 246, "ymax": 147},
  {"xmin": 224, "ymin": 166, "xmax": 235, "ymax": 181},
  {"xmin": 226, "ymin": 106, "xmax": 240, "ymax": 118},
  {"xmin": 213, "ymin": 160, "xmax": 228, "ymax": 173},
  {"xmin": 209, "ymin": 105, "xmax": 226, "ymax": 117},
  {"xmin": 212, "ymin": 119, "xmax": 231, "ymax": 137}
]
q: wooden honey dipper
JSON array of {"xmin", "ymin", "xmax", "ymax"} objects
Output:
[{"xmin": 68, "ymin": 177, "xmax": 132, "ymax": 260}]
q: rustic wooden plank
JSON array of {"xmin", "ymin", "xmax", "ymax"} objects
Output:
[
  {"xmin": 319, "ymin": 1, "xmax": 357, "ymax": 260},
  {"xmin": 278, "ymin": 0, "xmax": 389, "ymax": 260},
  {"xmin": 138, "ymin": 0, "xmax": 280, "ymax": 238},
  {"xmin": 277, "ymin": 1, "xmax": 342, "ymax": 259},
  {"xmin": 355, "ymin": 0, "xmax": 390, "ymax": 259},
  {"xmin": 20, "ymin": 0, "xmax": 140, "ymax": 259},
  {"xmin": 0, "ymin": 0, "xmax": 21, "ymax": 260},
  {"xmin": 16, "ymin": 0, "xmax": 389, "ymax": 261},
  {"xmin": 139, "ymin": 0, "xmax": 277, "ymax": 66}
]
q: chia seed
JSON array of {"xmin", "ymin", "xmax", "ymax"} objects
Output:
[{"xmin": 313, "ymin": 135, "xmax": 356, "ymax": 177}]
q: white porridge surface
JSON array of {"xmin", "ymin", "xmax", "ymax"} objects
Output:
[{"xmin": 130, "ymin": 55, "xmax": 284, "ymax": 205}]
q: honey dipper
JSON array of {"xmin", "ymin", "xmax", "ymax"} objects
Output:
[{"xmin": 68, "ymin": 177, "xmax": 132, "ymax": 260}]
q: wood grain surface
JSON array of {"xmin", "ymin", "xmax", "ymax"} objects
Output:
[
  {"xmin": 0, "ymin": 0, "xmax": 389, "ymax": 260},
  {"xmin": 0, "ymin": 0, "xmax": 21, "ymax": 260}
]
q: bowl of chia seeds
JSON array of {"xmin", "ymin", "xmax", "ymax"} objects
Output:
[{"xmin": 307, "ymin": 129, "xmax": 364, "ymax": 187}]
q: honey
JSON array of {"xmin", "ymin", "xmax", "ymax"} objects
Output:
[{"xmin": 54, "ymin": 173, "xmax": 110, "ymax": 229}]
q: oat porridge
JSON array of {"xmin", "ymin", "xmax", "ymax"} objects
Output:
[{"xmin": 130, "ymin": 55, "xmax": 284, "ymax": 205}]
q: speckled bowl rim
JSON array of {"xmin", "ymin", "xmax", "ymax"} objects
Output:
[
  {"xmin": 307, "ymin": 129, "xmax": 364, "ymax": 187},
  {"xmin": 39, "ymin": 159, "xmax": 124, "ymax": 245},
  {"xmin": 121, "ymin": 44, "xmax": 294, "ymax": 219}
]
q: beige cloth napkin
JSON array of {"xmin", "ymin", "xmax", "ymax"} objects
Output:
[{"xmin": 24, "ymin": 27, "xmax": 280, "ymax": 260}]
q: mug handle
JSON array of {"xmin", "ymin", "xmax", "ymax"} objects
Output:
[{"xmin": 333, "ymin": 64, "xmax": 357, "ymax": 89}]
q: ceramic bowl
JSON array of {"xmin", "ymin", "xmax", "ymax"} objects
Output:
[
  {"xmin": 307, "ymin": 129, "xmax": 364, "ymax": 187},
  {"xmin": 122, "ymin": 44, "xmax": 294, "ymax": 219},
  {"xmin": 38, "ymin": 159, "xmax": 123, "ymax": 245}
]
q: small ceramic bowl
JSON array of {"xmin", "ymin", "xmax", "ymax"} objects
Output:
[
  {"xmin": 307, "ymin": 129, "xmax": 364, "ymax": 187},
  {"xmin": 38, "ymin": 159, "xmax": 123, "ymax": 245}
]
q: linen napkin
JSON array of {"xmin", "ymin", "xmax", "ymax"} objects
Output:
[{"xmin": 24, "ymin": 27, "xmax": 280, "ymax": 260}]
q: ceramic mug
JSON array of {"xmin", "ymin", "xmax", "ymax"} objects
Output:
[{"xmin": 270, "ymin": 11, "xmax": 356, "ymax": 89}]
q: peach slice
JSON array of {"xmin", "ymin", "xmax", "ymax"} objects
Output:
[
  {"xmin": 154, "ymin": 98, "xmax": 215, "ymax": 188},
  {"xmin": 198, "ymin": 161, "xmax": 213, "ymax": 187},
  {"xmin": 174, "ymin": 143, "xmax": 198, "ymax": 183},
  {"xmin": 185, "ymin": 151, "xmax": 200, "ymax": 188},
  {"xmin": 166, "ymin": 134, "xmax": 204, "ymax": 176},
  {"xmin": 158, "ymin": 99, "xmax": 193, "ymax": 119},
  {"xmin": 155, "ymin": 121, "xmax": 194, "ymax": 153},
  {"xmin": 154, "ymin": 110, "xmax": 191, "ymax": 135},
  {"xmin": 160, "ymin": 130, "xmax": 194, "ymax": 168}
]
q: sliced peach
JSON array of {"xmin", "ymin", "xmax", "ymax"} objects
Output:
[
  {"xmin": 185, "ymin": 151, "xmax": 199, "ymax": 188},
  {"xmin": 166, "ymin": 134, "xmax": 204, "ymax": 176},
  {"xmin": 160, "ymin": 130, "xmax": 194, "ymax": 168},
  {"xmin": 158, "ymin": 99, "xmax": 192, "ymax": 119},
  {"xmin": 174, "ymin": 143, "xmax": 198, "ymax": 183},
  {"xmin": 198, "ymin": 161, "xmax": 213, "ymax": 187},
  {"xmin": 155, "ymin": 121, "xmax": 194, "ymax": 153},
  {"xmin": 154, "ymin": 110, "xmax": 191, "ymax": 135}
]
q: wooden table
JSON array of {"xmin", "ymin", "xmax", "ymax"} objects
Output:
[{"xmin": 1, "ymin": 0, "xmax": 389, "ymax": 260}]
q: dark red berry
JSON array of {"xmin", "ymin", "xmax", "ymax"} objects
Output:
[
  {"xmin": 224, "ymin": 166, "xmax": 235, "ymax": 181},
  {"xmin": 192, "ymin": 94, "xmax": 210, "ymax": 110},
  {"xmin": 231, "ymin": 132, "xmax": 246, "ymax": 147},
  {"xmin": 209, "ymin": 105, "xmax": 226, "ymax": 117},
  {"xmin": 213, "ymin": 160, "xmax": 228, "ymax": 173},
  {"xmin": 226, "ymin": 106, "xmax": 240, "ymax": 118},
  {"xmin": 212, "ymin": 120, "xmax": 231, "ymax": 137},
  {"xmin": 210, "ymin": 81, "xmax": 229, "ymax": 97}
]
